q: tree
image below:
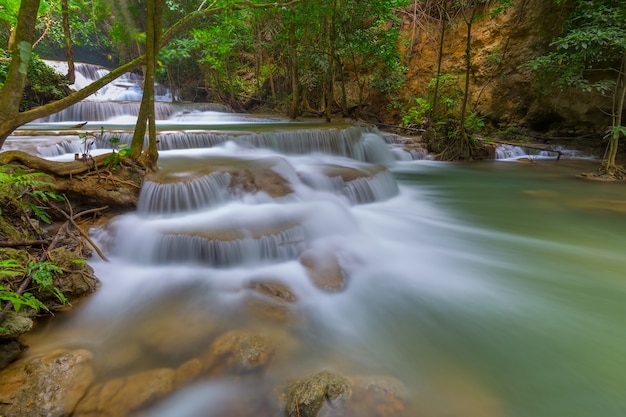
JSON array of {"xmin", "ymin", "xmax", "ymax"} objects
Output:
[
  {"xmin": 525, "ymin": 0, "xmax": 626, "ymax": 175},
  {"xmin": 0, "ymin": 0, "xmax": 42, "ymax": 147},
  {"xmin": 129, "ymin": 0, "xmax": 165, "ymax": 169},
  {"xmin": 0, "ymin": 0, "xmax": 304, "ymax": 151}
]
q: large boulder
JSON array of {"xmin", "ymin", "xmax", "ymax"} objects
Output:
[
  {"xmin": 74, "ymin": 368, "xmax": 175, "ymax": 417},
  {"xmin": 0, "ymin": 349, "xmax": 94, "ymax": 417}
]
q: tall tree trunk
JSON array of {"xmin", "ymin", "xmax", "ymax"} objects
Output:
[
  {"xmin": 430, "ymin": 0, "xmax": 448, "ymax": 123},
  {"xmin": 288, "ymin": 15, "xmax": 300, "ymax": 119},
  {"xmin": 130, "ymin": 0, "xmax": 164, "ymax": 169},
  {"xmin": 0, "ymin": 0, "xmax": 41, "ymax": 149},
  {"xmin": 458, "ymin": 5, "xmax": 476, "ymax": 159},
  {"xmin": 324, "ymin": 11, "xmax": 334, "ymax": 123},
  {"xmin": 61, "ymin": 0, "xmax": 75, "ymax": 84}
]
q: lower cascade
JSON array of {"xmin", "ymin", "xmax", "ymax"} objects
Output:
[{"xmin": 3, "ymin": 110, "xmax": 620, "ymax": 417}]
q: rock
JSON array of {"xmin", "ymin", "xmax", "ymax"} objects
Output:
[
  {"xmin": 243, "ymin": 279, "xmax": 299, "ymax": 324},
  {"xmin": 74, "ymin": 368, "xmax": 176, "ymax": 417},
  {"xmin": 137, "ymin": 311, "xmax": 219, "ymax": 361},
  {"xmin": 283, "ymin": 371, "xmax": 351, "ymax": 417},
  {"xmin": 349, "ymin": 375, "xmax": 410, "ymax": 417},
  {"xmin": 300, "ymin": 249, "xmax": 346, "ymax": 292},
  {"xmin": 0, "ymin": 349, "xmax": 94, "ymax": 417},
  {"xmin": 0, "ymin": 339, "xmax": 27, "ymax": 369},
  {"xmin": 200, "ymin": 329, "xmax": 274, "ymax": 376},
  {"xmin": 173, "ymin": 358, "xmax": 203, "ymax": 388},
  {"xmin": 0, "ymin": 312, "xmax": 33, "ymax": 339},
  {"xmin": 34, "ymin": 247, "xmax": 99, "ymax": 309},
  {"xmin": 246, "ymin": 278, "xmax": 298, "ymax": 303}
]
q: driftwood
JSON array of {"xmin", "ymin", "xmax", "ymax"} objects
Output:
[{"xmin": 0, "ymin": 150, "xmax": 114, "ymax": 176}]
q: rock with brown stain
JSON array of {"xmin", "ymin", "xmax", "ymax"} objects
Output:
[{"xmin": 0, "ymin": 349, "xmax": 94, "ymax": 417}]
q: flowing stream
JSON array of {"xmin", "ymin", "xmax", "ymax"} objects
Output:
[{"xmin": 5, "ymin": 64, "xmax": 626, "ymax": 416}]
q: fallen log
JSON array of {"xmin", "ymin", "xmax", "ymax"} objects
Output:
[{"xmin": 0, "ymin": 150, "xmax": 113, "ymax": 176}]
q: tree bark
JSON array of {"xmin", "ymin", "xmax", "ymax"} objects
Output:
[
  {"xmin": 131, "ymin": 0, "xmax": 164, "ymax": 169},
  {"xmin": 61, "ymin": 0, "xmax": 76, "ymax": 84},
  {"xmin": 604, "ymin": 51, "xmax": 626, "ymax": 173},
  {"xmin": 431, "ymin": 0, "xmax": 448, "ymax": 123}
]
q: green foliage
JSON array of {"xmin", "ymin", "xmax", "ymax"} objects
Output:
[
  {"xmin": 104, "ymin": 136, "xmax": 133, "ymax": 168},
  {"xmin": 0, "ymin": 259, "xmax": 51, "ymax": 314},
  {"xmin": 0, "ymin": 50, "xmax": 69, "ymax": 111},
  {"xmin": 402, "ymin": 73, "xmax": 463, "ymax": 127},
  {"xmin": 523, "ymin": 0, "xmax": 626, "ymax": 93},
  {"xmin": 464, "ymin": 111, "xmax": 485, "ymax": 132},
  {"xmin": 0, "ymin": 165, "xmax": 63, "ymax": 224},
  {"xmin": 402, "ymin": 97, "xmax": 431, "ymax": 128},
  {"xmin": 27, "ymin": 261, "xmax": 67, "ymax": 304},
  {"xmin": 0, "ymin": 285, "xmax": 48, "ymax": 313}
]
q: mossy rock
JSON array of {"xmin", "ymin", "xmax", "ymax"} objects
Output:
[{"xmin": 283, "ymin": 371, "xmax": 351, "ymax": 417}]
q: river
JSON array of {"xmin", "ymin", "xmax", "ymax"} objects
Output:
[{"xmin": 6, "ymin": 63, "xmax": 626, "ymax": 417}]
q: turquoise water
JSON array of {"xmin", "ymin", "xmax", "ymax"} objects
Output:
[
  {"xmin": 16, "ymin": 131, "xmax": 626, "ymax": 416},
  {"xmin": 386, "ymin": 159, "xmax": 626, "ymax": 417}
]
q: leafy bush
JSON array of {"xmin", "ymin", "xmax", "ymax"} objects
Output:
[
  {"xmin": 0, "ymin": 165, "xmax": 63, "ymax": 224},
  {"xmin": 0, "ymin": 49, "xmax": 70, "ymax": 111}
]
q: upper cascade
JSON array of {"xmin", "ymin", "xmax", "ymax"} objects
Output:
[{"xmin": 44, "ymin": 60, "xmax": 172, "ymax": 102}]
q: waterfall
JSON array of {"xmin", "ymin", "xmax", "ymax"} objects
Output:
[
  {"xmin": 494, "ymin": 143, "xmax": 561, "ymax": 160},
  {"xmin": 153, "ymin": 225, "xmax": 307, "ymax": 267},
  {"xmin": 137, "ymin": 172, "xmax": 233, "ymax": 215}
]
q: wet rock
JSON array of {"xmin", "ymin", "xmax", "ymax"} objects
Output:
[
  {"xmin": 0, "ymin": 349, "xmax": 94, "ymax": 417},
  {"xmin": 0, "ymin": 339, "xmax": 27, "ymax": 369},
  {"xmin": 200, "ymin": 329, "xmax": 274, "ymax": 376},
  {"xmin": 283, "ymin": 370, "xmax": 351, "ymax": 417},
  {"xmin": 349, "ymin": 375, "xmax": 410, "ymax": 417},
  {"xmin": 74, "ymin": 368, "xmax": 176, "ymax": 417},
  {"xmin": 138, "ymin": 311, "xmax": 219, "ymax": 361},
  {"xmin": 42, "ymin": 247, "xmax": 99, "ymax": 307},
  {"xmin": 300, "ymin": 249, "xmax": 346, "ymax": 292},
  {"xmin": 246, "ymin": 278, "xmax": 298, "ymax": 303},
  {"xmin": 173, "ymin": 358, "xmax": 203, "ymax": 388},
  {"xmin": 243, "ymin": 279, "xmax": 299, "ymax": 324},
  {"xmin": 0, "ymin": 312, "xmax": 33, "ymax": 339}
]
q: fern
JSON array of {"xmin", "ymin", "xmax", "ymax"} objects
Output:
[
  {"xmin": 0, "ymin": 165, "xmax": 62, "ymax": 223},
  {"xmin": 27, "ymin": 261, "xmax": 68, "ymax": 304},
  {"xmin": 0, "ymin": 286, "xmax": 48, "ymax": 313},
  {"xmin": 0, "ymin": 259, "xmax": 22, "ymax": 276}
]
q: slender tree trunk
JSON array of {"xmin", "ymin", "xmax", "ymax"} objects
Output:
[
  {"xmin": 267, "ymin": 56, "xmax": 276, "ymax": 99},
  {"xmin": 0, "ymin": 0, "xmax": 41, "ymax": 149},
  {"xmin": 458, "ymin": 5, "xmax": 476, "ymax": 159},
  {"xmin": 288, "ymin": 15, "xmax": 300, "ymax": 119},
  {"xmin": 604, "ymin": 51, "xmax": 626, "ymax": 173},
  {"xmin": 130, "ymin": 0, "xmax": 164, "ymax": 169},
  {"xmin": 324, "ymin": 10, "xmax": 335, "ymax": 123},
  {"xmin": 61, "ymin": 0, "xmax": 75, "ymax": 84},
  {"xmin": 431, "ymin": 0, "xmax": 448, "ymax": 123}
]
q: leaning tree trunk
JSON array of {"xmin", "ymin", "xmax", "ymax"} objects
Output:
[{"xmin": 0, "ymin": 0, "xmax": 40, "ymax": 148}]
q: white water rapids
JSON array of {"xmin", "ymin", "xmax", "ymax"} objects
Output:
[{"xmin": 3, "ymin": 62, "xmax": 624, "ymax": 417}]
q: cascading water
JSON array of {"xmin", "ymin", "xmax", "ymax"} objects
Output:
[{"xmin": 3, "ymin": 62, "xmax": 625, "ymax": 417}]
